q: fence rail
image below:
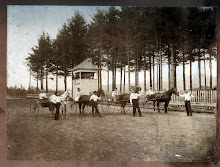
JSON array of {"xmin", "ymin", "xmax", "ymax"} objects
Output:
[
  {"xmin": 171, "ymin": 90, "xmax": 217, "ymax": 103},
  {"xmin": 103, "ymin": 90, "xmax": 217, "ymax": 104}
]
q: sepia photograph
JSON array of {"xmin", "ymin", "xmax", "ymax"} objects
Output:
[{"xmin": 6, "ymin": 6, "xmax": 217, "ymax": 162}]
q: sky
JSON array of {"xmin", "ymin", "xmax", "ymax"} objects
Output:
[{"xmin": 7, "ymin": 6, "xmax": 217, "ymax": 91}]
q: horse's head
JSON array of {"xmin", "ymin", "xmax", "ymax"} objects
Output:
[
  {"xmin": 97, "ymin": 88, "xmax": 105, "ymax": 97},
  {"xmin": 61, "ymin": 90, "xmax": 73, "ymax": 100},
  {"xmin": 170, "ymin": 87, "xmax": 179, "ymax": 96}
]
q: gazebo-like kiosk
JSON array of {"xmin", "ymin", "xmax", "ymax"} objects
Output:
[{"xmin": 71, "ymin": 59, "xmax": 99, "ymax": 97}]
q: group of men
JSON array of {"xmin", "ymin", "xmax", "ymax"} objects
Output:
[
  {"xmin": 39, "ymin": 86, "xmax": 195, "ymax": 120},
  {"xmin": 39, "ymin": 90, "xmax": 61, "ymax": 120},
  {"xmin": 112, "ymin": 87, "xmax": 194, "ymax": 117}
]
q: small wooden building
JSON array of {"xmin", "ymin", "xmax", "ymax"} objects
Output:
[{"xmin": 72, "ymin": 59, "xmax": 99, "ymax": 97}]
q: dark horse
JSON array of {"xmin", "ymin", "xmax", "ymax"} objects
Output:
[
  {"xmin": 146, "ymin": 87, "xmax": 179, "ymax": 113},
  {"xmin": 77, "ymin": 88, "xmax": 105, "ymax": 114},
  {"xmin": 115, "ymin": 94, "xmax": 130, "ymax": 114},
  {"xmin": 115, "ymin": 86, "xmax": 142, "ymax": 114}
]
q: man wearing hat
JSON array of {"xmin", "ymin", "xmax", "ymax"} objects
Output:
[
  {"xmin": 50, "ymin": 92, "xmax": 61, "ymax": 120},
  {"xmin": 130, "ymin": 88, "xmax": 142, "ymax": 117},
  {"xmin": 180, "ymin": 90, "xmax": 194, "ymax": 116}
]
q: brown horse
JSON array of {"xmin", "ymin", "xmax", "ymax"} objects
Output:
[
  {"xmin": 115, "ymin": 86, "xmax": 142, "ymax": 114},
  {"xmin": 146, "ymin": 87, "xmax": 179, "ymax": 113},
  {"xmin": 115, "ymin": 93, "xmax": 130, "ymax": 114},
  {"xmin": 77, "ymin": 88, "xmax": 105, "ymax": 114}
]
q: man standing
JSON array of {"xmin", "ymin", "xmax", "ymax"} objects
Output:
[
  {"xmin": 130, "ymin": 88, "xmax": 142, "ymax": 117},
  {"xmin": 39, "ymin": 89, "xmax": 47, "ymax": 99},
  {"xmin": 112, "ymin": 88, "xmax": 118, "ymax": 102},
  {"xmin": 75, "ymin": 88, "xmax": 81, "ymax": 102},
  {"xmin": 50, "ymin": 92, "xmax": 61, "ymax": 120},
  {"xmin": 180, "ymin": 90, "xmax": 194, "ymax": 116},
  {"xmin": 89, "ymin": 91, "xmax": 102, "ymax": 117}
]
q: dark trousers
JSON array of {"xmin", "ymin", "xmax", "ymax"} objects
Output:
[
  {"xmin": 132, "ymin": 99, "xmax": 142, "ymax": 117},
  {"xmin": 91, "ymin": 100, "xmax": 101, "ymax": 117},
  {"xmin": 185, "ymin": 100, "xmax": 192, "ymax": 116},
  {"xmin": 55, "ymin": 102, "xmax": 61, "ymax": 120}
]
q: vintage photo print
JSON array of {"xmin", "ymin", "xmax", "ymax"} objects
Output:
[{"xmin": 6, "ymin": 5, "xmax": 218, "ymax": 162}]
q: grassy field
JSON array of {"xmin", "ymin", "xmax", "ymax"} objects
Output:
[{"xmin": 7, "ymin": 98, "xmax": 216, "ymax": 162}]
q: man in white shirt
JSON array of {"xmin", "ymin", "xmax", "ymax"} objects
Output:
[
  {"xmin": 180, "ymin": 90, "xmax": 194, "ymax": 116},
  {"xmin": 89, "ymin": 91, "xmax": 102, "ymax": 117},
  {"xmin": 130, "ymin": 88, "xmax": 142, "ymax": 117},
  {"xmin": 49, "ymin": 92, "xmax": 61, "ymax": 120},
  {"xmin": 112, "ymin": 88, "xmax": 118, "ymax": 102},
  {"xmin": 75, "ymin": 88, "xmax": 81, "ymax": 102},
  {"xmin": 39, "ymin": 89, "xmax": 47, "ymax": 99}
]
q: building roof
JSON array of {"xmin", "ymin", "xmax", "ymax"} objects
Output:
[{"xmin": 72, "ymin": 59, "xmax": 99, "ymax": 72}]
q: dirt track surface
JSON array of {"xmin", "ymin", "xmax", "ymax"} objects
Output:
[{"xmin": 7, "ymin": 99, "xmax": 216, "ymax": 162}]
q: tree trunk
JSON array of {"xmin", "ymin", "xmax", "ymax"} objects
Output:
[
  {"xmin": 144, "ymin": 54, "xmax": 146, "ymax": 91},
  {"xmin": 160, "ymin": 39, "xmax": 162, "ymax": 90},
  {"xmin": 46, "ymin": 71, "xmax": 48, "ymax": 93},
  {"xmin": 123, "ymin": 66, "xmax": 126, "ymax": 93},
  {"xmin": 112, "ymin": 55, "xmax": 115, "ymax": 91},
  {"xmin": 120, "ymin": 62, "xmax": 123, "ymax": 93},
  {"xmin": 149, "ymin": 54, "xmax": 152, "ymax": 88},
  {"xmin": 99, "ymin": 54, "xmax": 102, "ymax": 89},
  {"xmin": 56, "ymin": 66, "xmax": 58, "ymax": 92},
  {"xmin": 168, "ymin": 47, "xmax": 171, "ymax": 90},
  {"xmin": 114, "ymin": 61, "xmax": 117, "ymax": 89},
  {"xmin": 37, "ymin": 72, "xmax": 39, "ymax": 93},
  {"xmin": 157, "ymin": 57, "xmax": 159, "ymax": 91},
  {"xmin": 107, "ymin": 66, "xmax": 109, "ymax": 92},
  {"xmin": 170, "ymin": 43, "xmax": 175, "ymax": 88},
  {"xmin": 204, "ymin": 53, "xmax": 207, "ymax": 90},
  {"xmin": 40, "ymin": 70, "xmax": 43, "ymax": 90},
  {"xmin": 183, "ymin": 53, "xmax": 186, "ymax": 91},
  {"xmin": 198, "ymin": 50, "xmax": 201, "ymax": 90},
  {"xmin": 209, "ymin": 51, "xmax": 212, "ymax": 89},
  {"xmin": 153, "ymin": 53, "xmax": 155, "ymax": 91},
  {"xmin": 190, "ymin": 54, "xmax": 192, "ymax": 91},
  {"xmin": 64, "ymin": 67, "xmax": 67, "ymax": 91},
  {"xmin": 135, "ymin": 52, "xmax": 139, "ymax": 87},
  {"xmin": 174, "ymin": 50, "xmax": 177, "ymax": 89},
  {"xmin": 159, "ymin": 55, "xmax": 161, "ymax": 91},
  {"xmin": 128, "ymin": 51, "xmax": 131, "ymax": 92}
]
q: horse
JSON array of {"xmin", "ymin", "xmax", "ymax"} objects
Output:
[
  {"xmin": 146, "ymin": 87, "xmax": 179, "ymax": 113},
  {"xmin": 77, "ymin": 88, "xmax": 105, "ymax": 115},
  {"xmin": 59, "ymin": 90, "xmax": 73, "ymax": 118},
  {"xmin": 115, "ymin": 94, "xmax": 130, "ymax": 114},
  {"xmin": 115, "ymin": 86, "xmax": 143, "ymax": 114}
]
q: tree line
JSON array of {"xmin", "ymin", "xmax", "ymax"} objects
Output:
[{"xmin": 26, "ymin": 7, "xmax": 217, "ymax": 93}]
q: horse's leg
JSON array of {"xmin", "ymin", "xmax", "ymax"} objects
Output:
[
  {"xmin": 153, "ymin": 101, "xmax": 156, "ymax": 111},
  {"xmin": 64, "ymin": 104, "xmax": 67, "ymax": 118},
  {"xmin": 165, "ymin": 101, "xmax": 170, "ymax": 113},
  {"xmin": 82, "ymin": 103, "xmax": 86, "ymax": 115},
  {"xmin": 157, "ymin": 102, "xmax": 160, "ymax": 113},
  {"xmin": 79, "ymin": 103, "xmax": 82, "ymax": 114},
  {"xmin": 123, "ymin": 102, "xmax": 126, "ymax": 114},
  {"xmin": 164, "ymin": 102, "xmax": 168, "ymax": 113}
]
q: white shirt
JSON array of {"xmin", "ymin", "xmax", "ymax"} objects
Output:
[
  {"xmin": 180, "ymin": 92, "xmax": 194, "ymax": 101},
  {"xmin": 112, "ymin": 91, "xmax": 118, "ymax": 97},
  {"xmin": 89, "ymin": 94, "xmax": 101, "ymax": 102},
  {"xmin": 49, "ymin": 94, "xmax": 61, "ymax": 104},
  {"xmin": 39, "ymin": 93, "xmax": 47, "ymax": 99},
  {"xmin": 130, "ymin": 93, "xmax": 140, "ymax": 104}
]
